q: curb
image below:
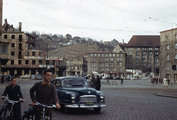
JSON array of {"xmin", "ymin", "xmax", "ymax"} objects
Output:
[{"xmin": 154, "ymin": 93, "xmax": 177, "ymax": 98}]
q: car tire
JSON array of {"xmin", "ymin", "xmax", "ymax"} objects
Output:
[{"xmin": 94, "ymin": 107, "xmax": 101, "ymax": 113}]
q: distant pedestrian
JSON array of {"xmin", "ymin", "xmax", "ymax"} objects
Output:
[
  {"xmin": 96, "ymin": 75, "xmax": 101, "ymax": 91},
  {"xmin": 90, "ymin": 74, "xmax": 96, "ymax": 89},
  {"xmin": 1, "ymin": 72, "xmax": 4, "ymax": 83},
  {"xmin": 155, "ymin": 78, "xmax": 158, "ymax": 85},
  {"xmin": 151, "ymin": 78, "xmax": 155, "ymax": 85},
  {"xmin": 163, "ymin": 77, "xmax": 168, "ymax": 87},
  {"xmin": 120, "ymin": 77, "xmax": 124, "ymax": 84}
]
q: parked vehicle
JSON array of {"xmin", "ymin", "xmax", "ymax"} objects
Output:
[
  {"xmin": 31, "ymin": 74, "xmax": 43, "ymax": 80},
  {"xmin": 51, "ymin": 76, "xmax": 106, "ymax": 113},
  {"xmin": 20, "ymin": 74, "xmax": 31, "ymax": 79}
]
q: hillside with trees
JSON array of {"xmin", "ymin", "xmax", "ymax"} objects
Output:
[{"xmin": 27, "ymin": 31, "xmax": 121, "ymax": 58}]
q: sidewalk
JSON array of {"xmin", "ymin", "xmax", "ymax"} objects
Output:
[{"xmin": 101, "ymin": 78, "xmax": 177, "ymax": 98}]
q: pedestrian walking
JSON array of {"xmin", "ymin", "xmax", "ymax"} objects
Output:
[
  {"xmin": 1, "ymin": 76, "xmax": 24, "ymax": 120},
  {"xmin": 96, "ymin": 75, "xmax": 101, "ymax": 91},
  {"xmin": 163, "ymin": 77, "xmax": 168, "ymax": 87},
  {"xmin": 120, "ymin": 77, "xmax": 124, "ymax": 84}
]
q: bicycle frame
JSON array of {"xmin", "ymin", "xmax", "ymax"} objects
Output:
[
  {"xmin": 0, "ymin": 97, "xmax": 22, "ymax": 120},
  {"xmin": 34, "ymin": 102, "xmax": 56, "ymax": 120}
]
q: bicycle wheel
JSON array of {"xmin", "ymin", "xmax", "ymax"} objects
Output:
[
  {"xmin": 22, "ymin": 114, "xmax": 33, "ymax": 120},
  {"xmin": 0, "ymin": 109, "xmax": 4, "ymax": 120}
]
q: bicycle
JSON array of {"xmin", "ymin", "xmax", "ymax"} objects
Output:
[
  {"xmin": 22, "ymin": 102, "xmax": 56, "ymax": 120},
  {"xmin": 0, "ymin": 97, "xmax": 22, "ymax": 120}
]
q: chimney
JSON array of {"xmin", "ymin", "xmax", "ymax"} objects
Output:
[
  {"xmin": 19, "ymin": 22, "xmax": 22, "ymax": 31},
  {"xmin": 0, "ymin": 0, "xmax": 2, "ymax": 35},
  {"xmin": 122, "ymin": 39, "xmax": 124, "ymax": 44},
  {"xmin": 5, "ymin": 19, "xmax": 7, "ymax": 24}
]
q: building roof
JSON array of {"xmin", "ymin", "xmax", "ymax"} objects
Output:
[
  {"xmin": 126, "ymin": 35, "xmax": 160, "ymax": 47},
  {"xmin": 160, "ymin": 28, "xmax": 177, "ymax": 33}
]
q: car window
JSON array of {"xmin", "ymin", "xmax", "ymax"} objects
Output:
[{"xmin": 62, "ymin": 78, "xmax": 87, "ymax": 87}]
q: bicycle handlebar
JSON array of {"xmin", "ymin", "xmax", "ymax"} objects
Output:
[
  {"xmin": 34, "ymin": 101, "xmax": 56, "ymax": 109},
  {"xmin": 3, "ymin": 97, "xmax": 23, "ymax": 104}
]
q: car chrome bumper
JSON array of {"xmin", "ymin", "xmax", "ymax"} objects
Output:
[{"xmin": 65, "ymin": 104, "xmax": 106, "ymax": 108}]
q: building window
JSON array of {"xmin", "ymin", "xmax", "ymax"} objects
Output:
[
  {"xmin": 166, "ymin": 44, "xmax": 170, "ymax": 50},
  {"xmin": 142, "ymin": 48, "xmax": 146, "ymax": 50},
  {"xmin": 174, "ymin": 74, "xmax": 177, "ymax": 81},
  {"xmin": 11, "ymin": 43, "xmax": 15, "ymax": 47},
  {"xmin": 25, "ymin": 51, "xmax": 29, "ymax": 56},
  {"xmin": 155, "ymin": 48, "xmax": 159, "ymax": 50},
  {"xmin": 11, "ymin": 35, "xmax": 15, "ymax": 39},
  {"xmin": 166, "ymin": 65, "xmax": 170, "ymax": 71},
  {"xmin": 39, "ymin": 52, "xmax": 41, "ymax": 56},
  {"xmin": 136, "ymin": 51, "xmax": 140, "ymax": 56},
  {"xmin": 0, "ymin": 44, "xmax": 8, "ymax": 54},
  {"xmin": 32, "ymin": 60, "xmax": 36, "ymax": 65},
  {"xmin": 175, "ymin": 54, "xmax": 177, "ymax": 60},
  {"xmin": 18, "ymin": 60, "xmax": 22, "ymax": 65},
  {"xmin": 46, "ymin": 60, "xmax": 49, "ymax": 65},
  {"xmin": 110, "ymin": 58, "xmax": 113, "ymax": 61},
  {"xmin": 11, "ymin": 51, "xmax": 15, "ymax": 56},
  {"xmin": 4, "ymin": 35, "xmax": 7, "ymax": 39},
  {"xmin": 175, "ymin": 43, "xmax": 177, "ymax": 49},
  {"xmin": 25, "ymin": 60, "xmax": 29, "ymax": 64},
  {"xmin": 19, "ymin": 35, "xmax": 22, "ymax": 42},
  {"xmin": 39, "ymin": 60, "xmax": 42, "ymax": 64},
  {"xmin": 32, "ymin": 52, "xmax": 35, "ymax": 56},
  {"xmin": 166, "ymin": 55, "xmax": 170, "ymax": 60},
  {"xmin": 11, "ymin": 60, "xmax": 14, "ymax": 65},
  {"xmin": 166, "ymin": 74, "xmax": 171, "ymax": 79}
]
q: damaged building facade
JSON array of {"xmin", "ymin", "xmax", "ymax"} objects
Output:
[{"xmin": 1, "ymin": 20, "xmax": 61, "ymax": 76}]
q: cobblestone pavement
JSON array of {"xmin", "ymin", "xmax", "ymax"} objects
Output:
[{"xmin": 0, "ymin": 78, "xmax": 177, "ymax": 120}]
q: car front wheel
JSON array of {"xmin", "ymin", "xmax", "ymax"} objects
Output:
[{"xmin": 94, "ymin": 107, "xmax": 101, "ymax": 113}]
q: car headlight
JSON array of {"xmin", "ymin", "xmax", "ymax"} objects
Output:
[
  {"xmin": 71, "ymin": 93, "xmax": 76, "ymax": 99},
  {"xmin": 100, "ymin": 95, "xmax": 104, "ymax": 99}
]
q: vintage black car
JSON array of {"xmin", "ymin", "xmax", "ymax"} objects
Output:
[{"xmin": 51, "ymin": 76, "xmax": 106, "ymax": 113}]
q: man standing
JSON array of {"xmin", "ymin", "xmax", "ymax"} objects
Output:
[
  {"xmin": 1, "ymin": 76, "xmax": 24, "ymax": 120},
  {"xmin": 1, "ymin": 72, "xmax": 4, "ymax": 83},
  {"xmin": 30, "ymin": 69, "xmax": 61, "ymax": 119},
  {"xmin": 96, "ymin": 75, "xmax": 101, "ymax": 91},
  {"xmin": 120, "ymin": 77, "xmax": 124, "ymax": 84}
]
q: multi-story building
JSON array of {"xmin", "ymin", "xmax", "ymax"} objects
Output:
[
  {"xmin": 0, "ymin": 0, "xmax": 9, "ymax": 74},
  {"xmin": 65, "ymin": 57, "xmax": 87, "ymax": 76},
  {"xmin": 125, "ymin": 35, "xmax": 160, "ymax": 75},
  {"xmin": 160, "ymin": 28, "xmax": 177, "ymax": 83},
  {"xmin": 1, "ymin": 20, "xmax": 46, "ymax": 75},
  {"xmin": 0, "ymin": 20, "xmax": 63, "ymax": 76},
  {"xmin": 85, "ymin": 52, "xmax": 126, "ymax": 78}
]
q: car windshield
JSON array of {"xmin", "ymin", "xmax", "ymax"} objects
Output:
[{"xmin": 62, "ymin": 78, "xmax": 87, "ymax": 87}]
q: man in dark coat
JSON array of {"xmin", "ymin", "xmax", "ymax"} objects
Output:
[
  {"xmin": 1, "ymin": 73, "xmax": 4, "ymax": 83},
  {"xmin": 90, "ymin": 74, "xmax": 96, "ymax": 89},
  {"xmin": 1, "ymin": 76, "xmax": 24, "ymax": 120},
  {"xmin": 30, "ymin": 69, "xmax": 61, "ymax": 120},
  {"xmin": 96, "ymin": 75, "xmax": 101, "ymax": 91}
]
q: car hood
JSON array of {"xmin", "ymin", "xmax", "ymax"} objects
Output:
[{"xmin": 61, "ymin": 87, "xmax": 97, "ymax": 95}]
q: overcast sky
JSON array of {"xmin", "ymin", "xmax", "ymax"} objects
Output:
[{"xmin": 3, "ymin": 0, "xmax": 177, "ymax": 43}]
